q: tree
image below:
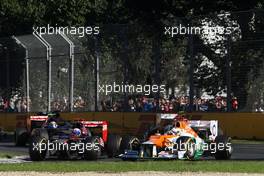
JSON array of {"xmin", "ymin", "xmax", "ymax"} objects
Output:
[{"xmin": 1, "ymin": 0, "xmax": 264, "ymax": 111}]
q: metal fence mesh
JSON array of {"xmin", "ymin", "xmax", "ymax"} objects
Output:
[
  {"xmin": 29, "ymin": 58, "xmax": 48, "ymax": 112},
  {"xmin": 50, "ymin": 56, "xmax": 70, "ymax": 112},
  {"xmin": 74, "ymin": 52, "xmax": 94, "ymax": 111},
  {"xmin": 0, "ymin": 10, "xmax": 263, "ymax": 112}
]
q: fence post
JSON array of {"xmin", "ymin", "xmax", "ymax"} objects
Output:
[
  {"xmin": 33, "ymin": 33, "xmax": 52, "ymax": 112},
  {"xmin": 70, "ymin": 43, "xmax": 74, "ymax": 112},
  {"xmin": 60, "ymin": 33, "xmax": 74, "ymax": 112},
  {"xmin": 25, "ymin": 58, "xmax": 29, "ymax": 112}
]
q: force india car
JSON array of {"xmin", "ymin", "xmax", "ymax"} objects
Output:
[
  {"xmin": 28, "ymin": 113, "xmax": 121, "ymax": 161},
  {"xmin": 120, "ymin": 113, "xmax": 232, "ymax": 161}
]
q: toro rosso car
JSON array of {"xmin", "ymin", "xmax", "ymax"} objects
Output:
[
  {"xmin": 119, "ymin": 113, "xmax": 232, "ymax": 161},
  {"xmin": 15, "ymin": 112, "xmax": 63, "ymax": 146},
  {"xmin": 28, "ymin": 113, "xmax": 120, "ymax": 161}
]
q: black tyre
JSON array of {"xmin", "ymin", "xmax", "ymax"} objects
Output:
[
  {"xmin": 120, "ymin": 136, "xmax": 140, "ymax": 154},
  {"xmin": 106, "ymin": 134, "xmax": 122, "ymax": 158},
  {"xmin": 60, "ymin": 140, "xmax": 79, "ymax": 160},
  {"xmin": 15, "ymin": 130, "xmax": 28, "ymax": 146},
  {"xmin": 83, "ymin": 136, "xmax": 101, "ymax": 160},
  {"xmin": 29, "ymin": 136, "xmax": 48, "ymax": 161},
  {"xmin": 176, "ymin": 136, "xmax": 196, "ymax": 160},
  {"xmin": 31, "ymin": 128, "xmax": 49, "ymax": 140},
  {"xmin": 214, "ymin": 135, "xmax": 232, "ymax": 160}
]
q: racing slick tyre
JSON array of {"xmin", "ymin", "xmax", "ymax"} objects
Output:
[
  {"xmin": 63, "ymin": 142, "xmax": 80, "ymax": 160},
  {"xmin": 30, "ymin": 128, "xmax": 49, "ymax": 142},
  {"xmin": 107, "ymin": 134, "xmax": 122, "ymax": 158},
  {"xmin": 14, "ymin": 129, "xmax": 28, "ymax": 146},
  {"xmin": 214, "ymin": 135, "xmax": 232, "ymax": 160},
  {"xmin": 176, "ymin": 136, "xmax": 196, "ymax": 160},
  {"xmin": 83, "ymin": 136, "xmax": 101, "ymax": 160},
  {"xmin": 120, "ymin": 136, "xmax": 140, "ymax": 154},
  {"xmin": 29, "ymin": 136, "xmax": 48, "ymax": 161}
]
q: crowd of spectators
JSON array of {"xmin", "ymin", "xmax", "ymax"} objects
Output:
[
  {"xmin": 101, "ymin": 95, "xmax": 239, "ymax": 112},
  {"xmin": 50, "ymin": 96, "xmax": 86, "ymax": 111},
  {"xmin": 0, "ymin": 95, "xmax": 86, "ymax": 112},
  {"xmin": 253, "ymin": 101, "xmax": 264, "ymax": 112},
  {"xmin": 0, "ymin": 94, "xmax": 239, "ymax": 112},
  {"xmin": 0, "ymin": 95, "xmax": 29, "ymax": 112}
]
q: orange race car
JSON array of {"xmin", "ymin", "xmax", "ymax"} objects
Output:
[{"xmin": 119, "ymin": 113, "xmax": 232, "ymax": 160}]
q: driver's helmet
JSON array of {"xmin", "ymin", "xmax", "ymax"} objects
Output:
[
  {"xmin": 72, "ymin": 128, "xmax": 81, "ymax": 137},
  {"xmin": 173, "ymin": 114, "xmax": 185, "ymax": 128},
  {"xmin": 48, "ymin": 121, "xmax": 58, "ymax": 129}
]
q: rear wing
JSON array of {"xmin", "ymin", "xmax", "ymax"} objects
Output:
[
  {"xmin": 78, "ymin": 120, "xmax": 108, "ymax": 143},
  {"xmin": 189, "ymin": 120, "xmax": 218, "ymax": 140},
  {"xmin": 158, "ymin": 114, "xmax": 218, "ymax": 140},
  {"xmin": 29, "ymin": 116, "xmax": 49, "ymax": 130},
  {"xmin": 30, "ymin": 116, "xmax": 48, "ymax": 121}
]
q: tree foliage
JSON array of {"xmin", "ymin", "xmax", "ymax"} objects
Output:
[{"xmin": 0, "ymin": 0, "xmax": 264, "ymax": 110}]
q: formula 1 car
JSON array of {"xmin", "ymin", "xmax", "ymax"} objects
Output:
[
  {"xmin": 119, "ymin": 113, "xmax": 232, "ymax": 161},
  {"xmin": 15, "ymin": 112, "xmax": 61, "ymax": 146},
  {"xmin": 27, "ymin": 113, "xmax": 120, "ymax": 161}
]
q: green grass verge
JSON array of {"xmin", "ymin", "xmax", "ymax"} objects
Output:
[
  {"xmin": 0, "ymin": 151, "xmax": 26, "ymax": 159},
  {"xmin": 0, "ymin": 160, "xmax": 264, "ymax": 173}
]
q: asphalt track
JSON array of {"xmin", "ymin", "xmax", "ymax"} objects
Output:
[{"xmin": 0, "ymin": 142, "xmax": 264, "ymax": 163}]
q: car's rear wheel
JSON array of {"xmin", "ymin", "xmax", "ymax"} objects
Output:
[
  {"xmin": 214, "ymin": 135, "xmax": 232, "ymax": 160},
  {"xmin": 107, "ymin": 134, "xmax": 122, "ymax": 158},
  {"xmin": 15, "ymin": 129, "xmax": 28, "ymax": 146},
  {"xmin": 83, "ymin": 136, "xmax": 101, "ymax": 160},
  {"xmin": 29, "ymin": 136, "xmax": 48, "ymax": 161},
  {"xmin": 30, "ymin": 128, "xmax": 49, "ymax": 140}
]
